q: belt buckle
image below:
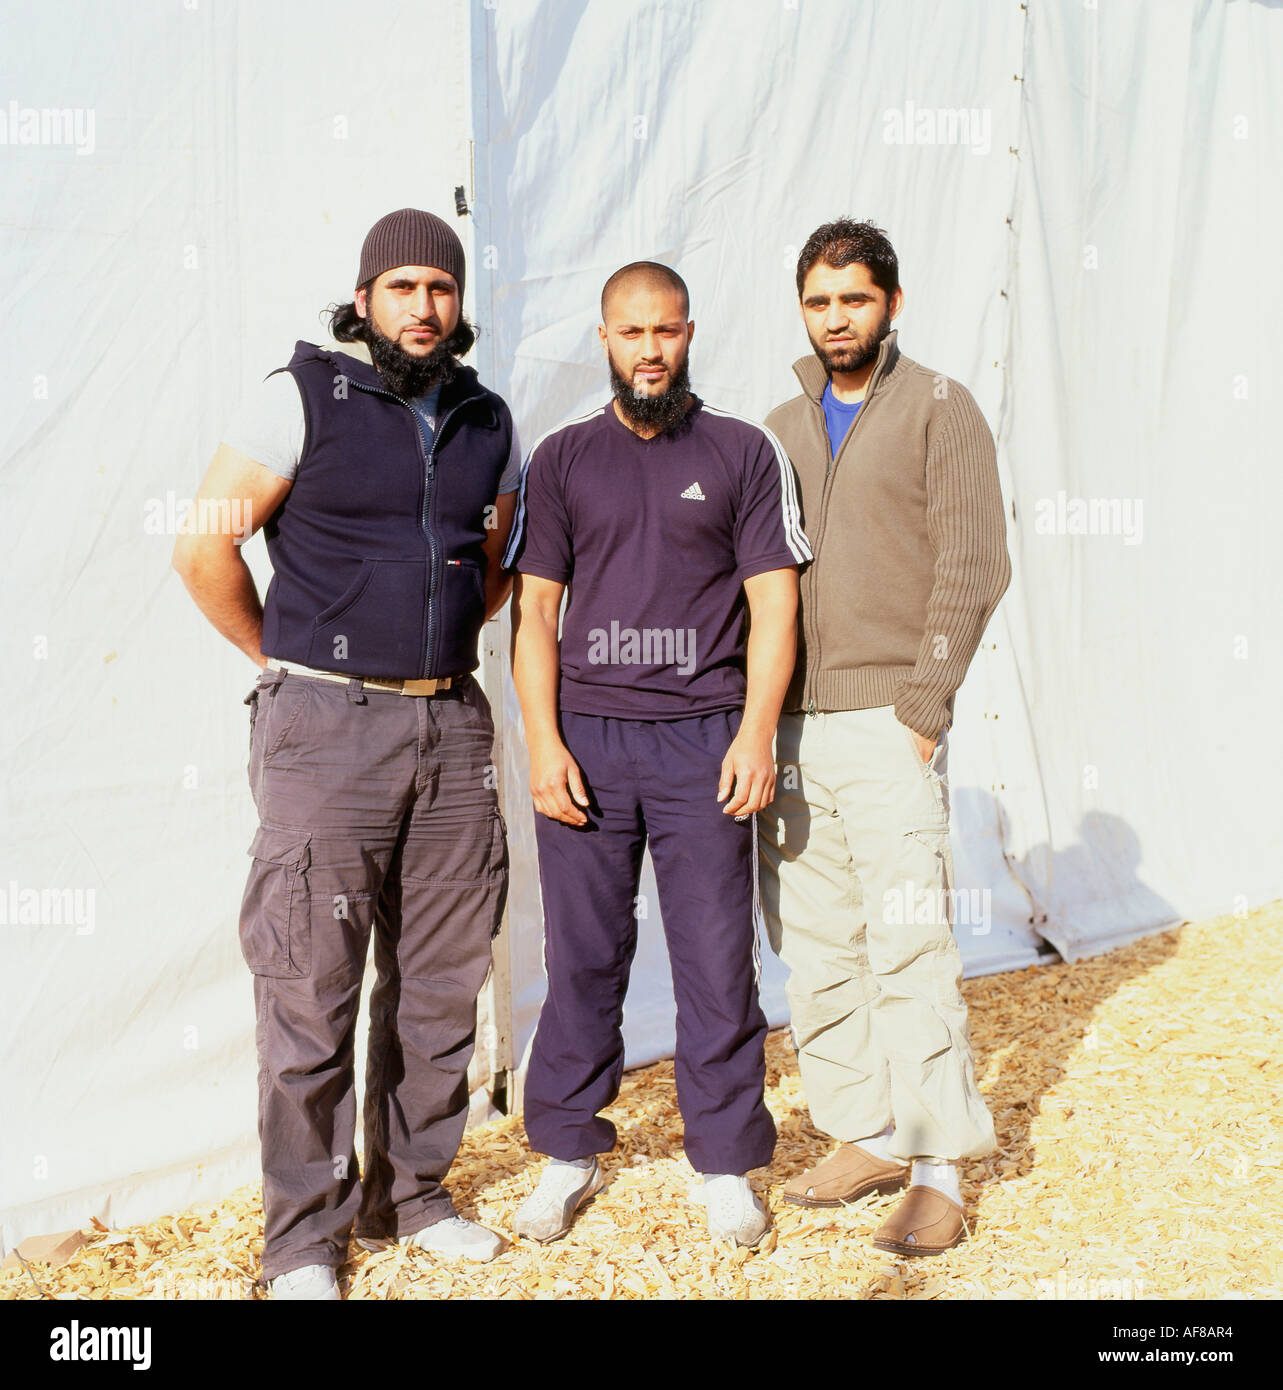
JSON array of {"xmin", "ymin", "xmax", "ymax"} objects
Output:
[{"xmin": 400, "ymin": 677, "xmax": 443, "ymax": 697}]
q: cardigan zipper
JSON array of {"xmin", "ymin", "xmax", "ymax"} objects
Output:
[{"xmin": 800, "ymin": 352, "xmax": 894, "ymax": 713}]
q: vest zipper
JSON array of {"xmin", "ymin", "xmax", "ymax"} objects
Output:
[
  {"xmin": 344, "ymin": 377, "xmax": 486, "ymax": 678},
  {"xmin": 423, "ymin": 390, "xmax": 486, "ymax": 675}
]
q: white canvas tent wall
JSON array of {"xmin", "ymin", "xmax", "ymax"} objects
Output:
[{"xmin": 3, "ymin": 0, "xmax": 1280, "ymax": 1253}]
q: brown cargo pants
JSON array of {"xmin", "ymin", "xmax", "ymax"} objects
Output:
[{"xmin": 240, "ymin": 665, "xmax": 507, "ymax": 1280}]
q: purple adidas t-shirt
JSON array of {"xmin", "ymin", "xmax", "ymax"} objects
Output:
[{"xmin": 502, "ymin": 396, "xmax": 812, "ymax": 720}]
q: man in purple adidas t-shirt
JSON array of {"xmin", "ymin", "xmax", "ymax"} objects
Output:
[{"xmin": 503, "ymin": 262, "xmax": 811, "ymax": 1248}]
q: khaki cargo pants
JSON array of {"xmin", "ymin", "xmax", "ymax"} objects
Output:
[
  {"xmin": 757, "ymin": 705, "xmax": 995, "ymax": 1163},
  {"xmin": 240, "ymin": 666, "xmax": 507, "ymax": 1280}
]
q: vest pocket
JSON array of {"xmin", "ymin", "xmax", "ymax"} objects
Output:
[
  {"xmin": 239, "ymin": 827, "xmax": 313, "ymax": 977},
  {"xmin": 435, "ymin": 557, "xmax": 486, "ymax": 675},
  {"xmin": 307, "ymin": 558, "xmax": 428, "ymax": 675}
]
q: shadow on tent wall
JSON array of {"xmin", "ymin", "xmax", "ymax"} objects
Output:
[{"xmin": 997, "ymin": 804, "xmax": 1186, "ymax": 966}]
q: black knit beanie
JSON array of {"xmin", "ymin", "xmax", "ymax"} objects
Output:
[{"xmin": 356, "ymin": 208, "xmax": 466, "ymax": 297}]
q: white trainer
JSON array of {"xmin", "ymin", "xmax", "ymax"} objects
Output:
[
  {"xmin": 406, "ymin": 1214, "xmax": 506, "ymax": 1263},
  {"xmin": 702, "ymin": 1174, "xmax": 770, "ymax": 1248},
  {"xmin": 269, "ymin": 1263, "xmax": 340, "ymax": 1300},
  {"xmin": 513, "ymin": 1158, "xmax": 606, "ymax": 1243},
  {"xmin": 355, "ymin": 1214, "xmax": 506, "ymax": 1262}
]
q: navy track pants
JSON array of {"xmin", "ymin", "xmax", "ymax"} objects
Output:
[{"xmin": 524, "ymin": 709, "xmax": 776, "ymax": 1175}]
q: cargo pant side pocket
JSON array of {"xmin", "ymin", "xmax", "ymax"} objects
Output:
[
  {"xmin": 239, "ymin": 827, "xmax": 313, "ymax": 977},
  {"xmin": 489, "ymin": 809, "xmax": 509, "ymax": 939},
  {"xmin": 243, "ymin": 684, "xmax": 259, "ymax": 751}
]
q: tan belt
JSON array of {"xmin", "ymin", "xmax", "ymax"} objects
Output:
[{"xmin": 266, "ymin": 658, "xmax": 455, "ymax": 697}]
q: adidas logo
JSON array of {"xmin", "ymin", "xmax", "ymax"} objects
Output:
[{"xmin": 680, "ymin": 482, "xmax": 706, "ymax": 501}]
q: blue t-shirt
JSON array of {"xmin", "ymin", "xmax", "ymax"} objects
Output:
[
  {"xmin": 821, "ymin": 379, "xmax": 863, "ymax": 460},
  {"xmin": 502, "ymin": 397, "xmax": 812, "ymax": 719}
]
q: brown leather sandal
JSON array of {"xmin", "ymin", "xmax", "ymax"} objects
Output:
[
  {"xmin": 782, "ymin": 1143, "xmax": 910, "ymax": 1208},
  {"xmin": 870, "ymin": 1184, "xmax": 968, "ymax": 1255}
]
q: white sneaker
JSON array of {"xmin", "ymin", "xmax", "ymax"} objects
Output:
[
  {"xmin": 702, "ymin": 1174, "xmax": 770, "ymax": 1248},
  {"xmin": 513, "ymin": 1158, "xmax": 606, "ymax": 1243},
  {"xmin": 269, "ymin": 1263, "xmax": 340, "ymax": 1300},
  {"xmin": 406, "ymin": 1214, "xmax": 506, "ymax": 1263}
]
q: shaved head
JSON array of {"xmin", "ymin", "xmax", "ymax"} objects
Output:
[
  {"xmin": 600, "ymin": 261, "xmax": 690, "ymax": 322},
  {"xmin": 597, "ymin": 260, "xmax": 695, "ymax": 438}
]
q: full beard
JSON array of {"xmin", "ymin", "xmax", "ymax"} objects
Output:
[
  {"xmin": 608, "ymin": 353, "xmax": 693, "ymax": 436},
  {"xmin": 366, "ymin": 318, "xmax": 459, "ymax": 398},
  {"xmin": 810, "ymin": 308, "xmax": 892, "ymax": 375}
]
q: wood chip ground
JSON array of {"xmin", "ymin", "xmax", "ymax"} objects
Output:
[{"xmin": 4, "ymin": 902, "xmax": 1280, "ymax": 1300}]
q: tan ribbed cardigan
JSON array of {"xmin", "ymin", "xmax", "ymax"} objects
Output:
[{"xmin": 763, "ymin": 330, "xmax": 1011, "ymax": 738}]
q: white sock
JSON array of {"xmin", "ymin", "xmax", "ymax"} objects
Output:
[
  {"xmin": 690, "ymin": 1172, "xmax": 746, "ymax": 1206},
  {"xmin": 850, "ymin": 1123, "xmax": 905, "ymax": 1165},
  {"xmin": 548, "ymin": 1155, "xmax": 594, "ymax": 1171},
  {"xmin": 910, "ymin": 1157, "xmax": 961, "ymax": 1204}
]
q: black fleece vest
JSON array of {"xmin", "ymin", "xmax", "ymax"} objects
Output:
[{"xmin": 259, "ymin": 341, "xmax": 513, "ymax": 679}]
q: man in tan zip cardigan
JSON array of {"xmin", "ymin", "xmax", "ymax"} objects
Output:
[{"xmin": 758, "ymin": 218, "xmax": 1011, "ymax": 1256}]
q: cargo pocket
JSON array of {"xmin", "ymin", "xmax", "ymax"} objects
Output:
[
  {"xmin": 239, "ymin": 827, "xmax": 313, "ymax": 977},
  {"xmin": 489, "ymin": 810, "xmax": 509, "ymax": 939},
  {"xmin": 461, "ymin": 672, "xmax": 495, "ymax": 731},
  {"xmin": 898, "ymin": 715, "xmax": 940, "ymax": 774},
  {"xmin": 895, "ymin": 713, "xmax": 949, "ymax": 827},
  {"xmin": 489, "ymin": 809, "xmax": 508, "ymax": 874},
  {"xmin": 243, "ymin": 684, "xmax": 259, "ymax": 753},
  {"xmin": 243, "ymin": 670, "xmax": 276, "ymax": 753}
]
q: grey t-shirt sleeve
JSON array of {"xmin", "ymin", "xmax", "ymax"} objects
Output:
[
  {"xmin": 497, "ymin": 423, "xmax": 523, "ymax": 495},
  {"xmin": 220, "ymin": 370, "xmax": 306, "ymax": 481},
  {"xmin": 224, "ymin": 373, "xmax": 521, "ymax": 493}
]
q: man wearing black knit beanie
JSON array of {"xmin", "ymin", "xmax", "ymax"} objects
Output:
[{"xmin": 174, "ymin": 208, "xmax": 523, "ymax": 1298}]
